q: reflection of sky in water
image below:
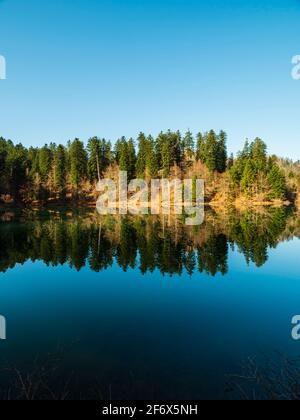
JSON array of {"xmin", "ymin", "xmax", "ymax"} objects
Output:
[{"xmin": 0, "ymin": 237, "xmax": 300, "ymax": 399}]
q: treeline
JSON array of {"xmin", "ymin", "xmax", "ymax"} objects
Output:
[{"xmin": 0, "ymin": 130, "xmax": 295, "ymax": 204}]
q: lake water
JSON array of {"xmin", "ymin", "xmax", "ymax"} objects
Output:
[{"xmin": 0, "ymin": 207, "xmax": 300, "ymax": 400}]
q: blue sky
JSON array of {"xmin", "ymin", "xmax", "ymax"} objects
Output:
[{"xmin": 0, "ymin": 0, "xmax": 299, "ymax": 158}]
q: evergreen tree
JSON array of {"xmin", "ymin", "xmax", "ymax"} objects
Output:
[
  {"xmin": 69, "ymin": 138, "xmax": 87, "ymax": 188},
  {"xmin": 127, "ymin": 138, "xmax": 136, "ymax": 180},
  {"xmin": 136, "ymin": 132, "xmax": 148, "ymax": 177},
  {"xmin": 251, "ymin": 138, "xmax": 267, "ymax": 173},
  {"xmin": 118, "ymin": 137, "xmax": 129, "ymax": 172},
  {"xmin": 38, "ymin": 145, "xmax": 52, "ymax": 183},
  {"xmin": 205, "ymin": 130, "xmax": 218, "ymax": 172},
  {"xmin": 145, "ymin": 135, "xmax": 158, "ymax": 177},
  {"xmin": 229, "ymin": 141, "xmax": 251, "ymax": 184},
  {"xmin": 267, "ymin": 160, "xmax": 287, "ymax": 200},
  {"xmin": 241, "ymin": 160, "xmax": 256, "ymax": 195},
  {"xmin": 196, "ymin": 132, "xmax": 206, "ymax": 163},
  {"xmin": 54, "ymin": 145, "xmax": 67, "ymax": 190},
  {"xmin": 87, "ymin": 137, "xmax": 102, "ymax": 182},
  {"xmin": 161, "ymin": 139, "xmax": 171, "ymax": 177},
  {"xmin": 183, "ymin": 130, "xmax": 195, "ymax": 162},
  {"xmin": 216, "ymin": 130, "xmax": 227, "ymax": 173},
  {"xmin": 5, "ymin": 142, "xmax": 28, "ymax": 197},
  {"xmin": 114, "ymin": 138, "xmax": 125, "ymax": 165}
]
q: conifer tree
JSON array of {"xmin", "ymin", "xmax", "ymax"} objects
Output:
[
  {"xmin": 241, "ymin": 160, "xmax": 256, "ymax": 195},
  {"xmin": 196, "ymin": 132, "xmax": 206, "ymax": 163},
  {"xmin": 87, "ymin": 137, "xmax": 102, "ymax": 182},
  {"xmin": 161, "ymin": 139, "xmax": 171, "ymax": 177},
  {"xmin": 216, "ymin": 130, "xmax": 227, "ymax": 173},
  {"xmin": 145, "ymin": 136, "xmax": 158, "ymax": 177},
  {"xmin": 183, "ymin": 130, "xmax": 195, "ymax": 162},
  {"xmin": 119, "ymin": 137, "xmax": 129, "ymax": 172},
  {"xmin": 251, "ymin": 138, "xmax": 267, "ymax": 173},
  {"xmin": 136, "ymin": 132, "xmax": 148, "ymax": 177},
  {"xmin": 267, "ymin": 160, "xmax": 287, "ymax": 200},
  {"xmin": 205, "ymin": 130, "xmax": 218, "ymax": 172},
  {"xmin": 38, "ymin": 145, "xmax": 52, "ymax": 183},
  {"xmin": 127, "ymin": 138, "xmax": 137, "ymax": 180},
  {"xmin": 54, "ymin": 145, "xmax": 67, "ymax": 190},
  {"xmin": 69, "ymin": 138, "xmax": 87, "ymax": 188}
]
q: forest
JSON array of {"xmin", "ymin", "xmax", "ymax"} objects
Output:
[{"xmin": 0, "ymin": 130, "xmax": 299, "ymax": 206}]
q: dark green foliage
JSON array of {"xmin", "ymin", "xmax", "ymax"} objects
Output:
[
  {"xmin": 136, "ymin": 132, "xmax": 148, "ymax": 177},
  {"xmin": 117, "ymin": 137, "xmax": 136, "ymax": 179},
  {"xmin": 38, "ymin": 145, "xmax": 52, "ymax": 183},
  {"xmin": 156, "ymin": 130, "xmax": 182, "ymax": 176},
  {"xmin": 54, "ymin": 145, "xmax": 67, "ymax": 190},
  {"xmin": 267, "ymin": 159, "xmax": 287, "ymax": 200},
  {"xmin": 229, "ymin": 138, "xmax": 288, "ymax": 200},
  {"xmin": 216, "ymin": 130, "xmax": 228, "ymax": 172},
  {"xmin": 7, "ymin": 143, "xmax": 28, "ymax": 196},
  {"xmin": 69, "ymin": 138, "xmax": 88, "ymax": 188},
  {"xmin": 195, "ymin": 130, "xmax": 227, "ymax": 173},
  {"xmin": 145, "ymin": 135, "xmax": 158, "ymax": 177},
  {"xmin": 196, "ymin": 132, "xmax": 206, "ymax": 163},
  {"xmin": 183, "ymin": 130, "xmax": 195, "ymax": 163}
]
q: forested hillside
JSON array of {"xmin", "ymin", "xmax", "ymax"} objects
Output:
[{"xmin": 0, "ymin": 130, "xmax": 298, "ymax": 206}]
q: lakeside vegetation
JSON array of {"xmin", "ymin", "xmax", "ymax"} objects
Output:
[{"xmin": 0, "ymin": 131, "xmax": 299, "ymax": 207}]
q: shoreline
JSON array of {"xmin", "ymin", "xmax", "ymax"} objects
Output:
[{"xmin": 0, "ymin": 198, "xmax": 295, "ymax": 211}]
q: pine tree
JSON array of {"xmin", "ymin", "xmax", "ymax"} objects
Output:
[
  {"xmin": 183, "ymin": 130, "xmax": 195, "ymax": 162},
  {"xmin": 205, "ymin": 130, "xmax": 218, "ymax": 172},
  {"xmin": 127, "ymin": 138, "xmax": 136, "ymax": 180},
  {"xmin": 38, "ymin": 145, "xmax": 52, "ymax": 183},
  {"xmin": 101, "ymin": 139, "xmax": 112, "ymax": 170},
  {"xmin": 54, "ymin": 145, "xmax": 67, "ymax": 190},
  {"xmin": 119, "ymin": 137, "xmax": 129, "ymax": 172},
  {"xmin": 216, "ymin": 130, "xmax": 227, "ymax": 173},
  {"xmin": 241, "ymin": 160, "xmax": 256, "ymax": 195},
  {"xmin": 267, "ymin": 160, "xmax": 287, "ymax": 200},
  {"xmin": 251, "ymin": 138, "xmax": 267, "ymax": 173},
  {"xmin": 196, "ymin": 132, "xmax": 206, "ymax": 163},
  {"xmin": 161, "ymin": 140, "xmax": 171, "ymax": 177},
  {"xmin": 145, "ymin": 136, "xmax": 158, "ymax": 177},
  {"xmin": 69, "ymin": 138, "xmax": 87, "ymax": 188},
  {"xmin": 136, "ymin": 132, "xmax": 148, "ymax": 177},
  {"xmin": 87, "ymin": 137, "xmax": 102, "ymax": 182},
  {"xmin": 229, "ymin": 141, "xmax": 251, "ymax": 184},
  {"xmin": 5, "ymin": 142, "xmax": 28, "ymax": 197}
]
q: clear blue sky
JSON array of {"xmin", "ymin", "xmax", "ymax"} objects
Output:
[{"xmin": 0, "ymin": 0, "xmax": 299, "ymax": 158}]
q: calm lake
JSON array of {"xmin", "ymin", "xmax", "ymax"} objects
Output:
[{"xmin": 0, "ymin": 207, "xmax": 300, "ymax": 400}]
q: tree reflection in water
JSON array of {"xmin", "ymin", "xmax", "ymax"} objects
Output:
[{"xmin": 0, "ymin": 207, "xmax": 298, "ymax": 276}]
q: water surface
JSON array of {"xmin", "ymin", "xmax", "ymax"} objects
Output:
[{"xmin": 0, "ymin": 208, "xmax": 299, "ymax": 400}]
